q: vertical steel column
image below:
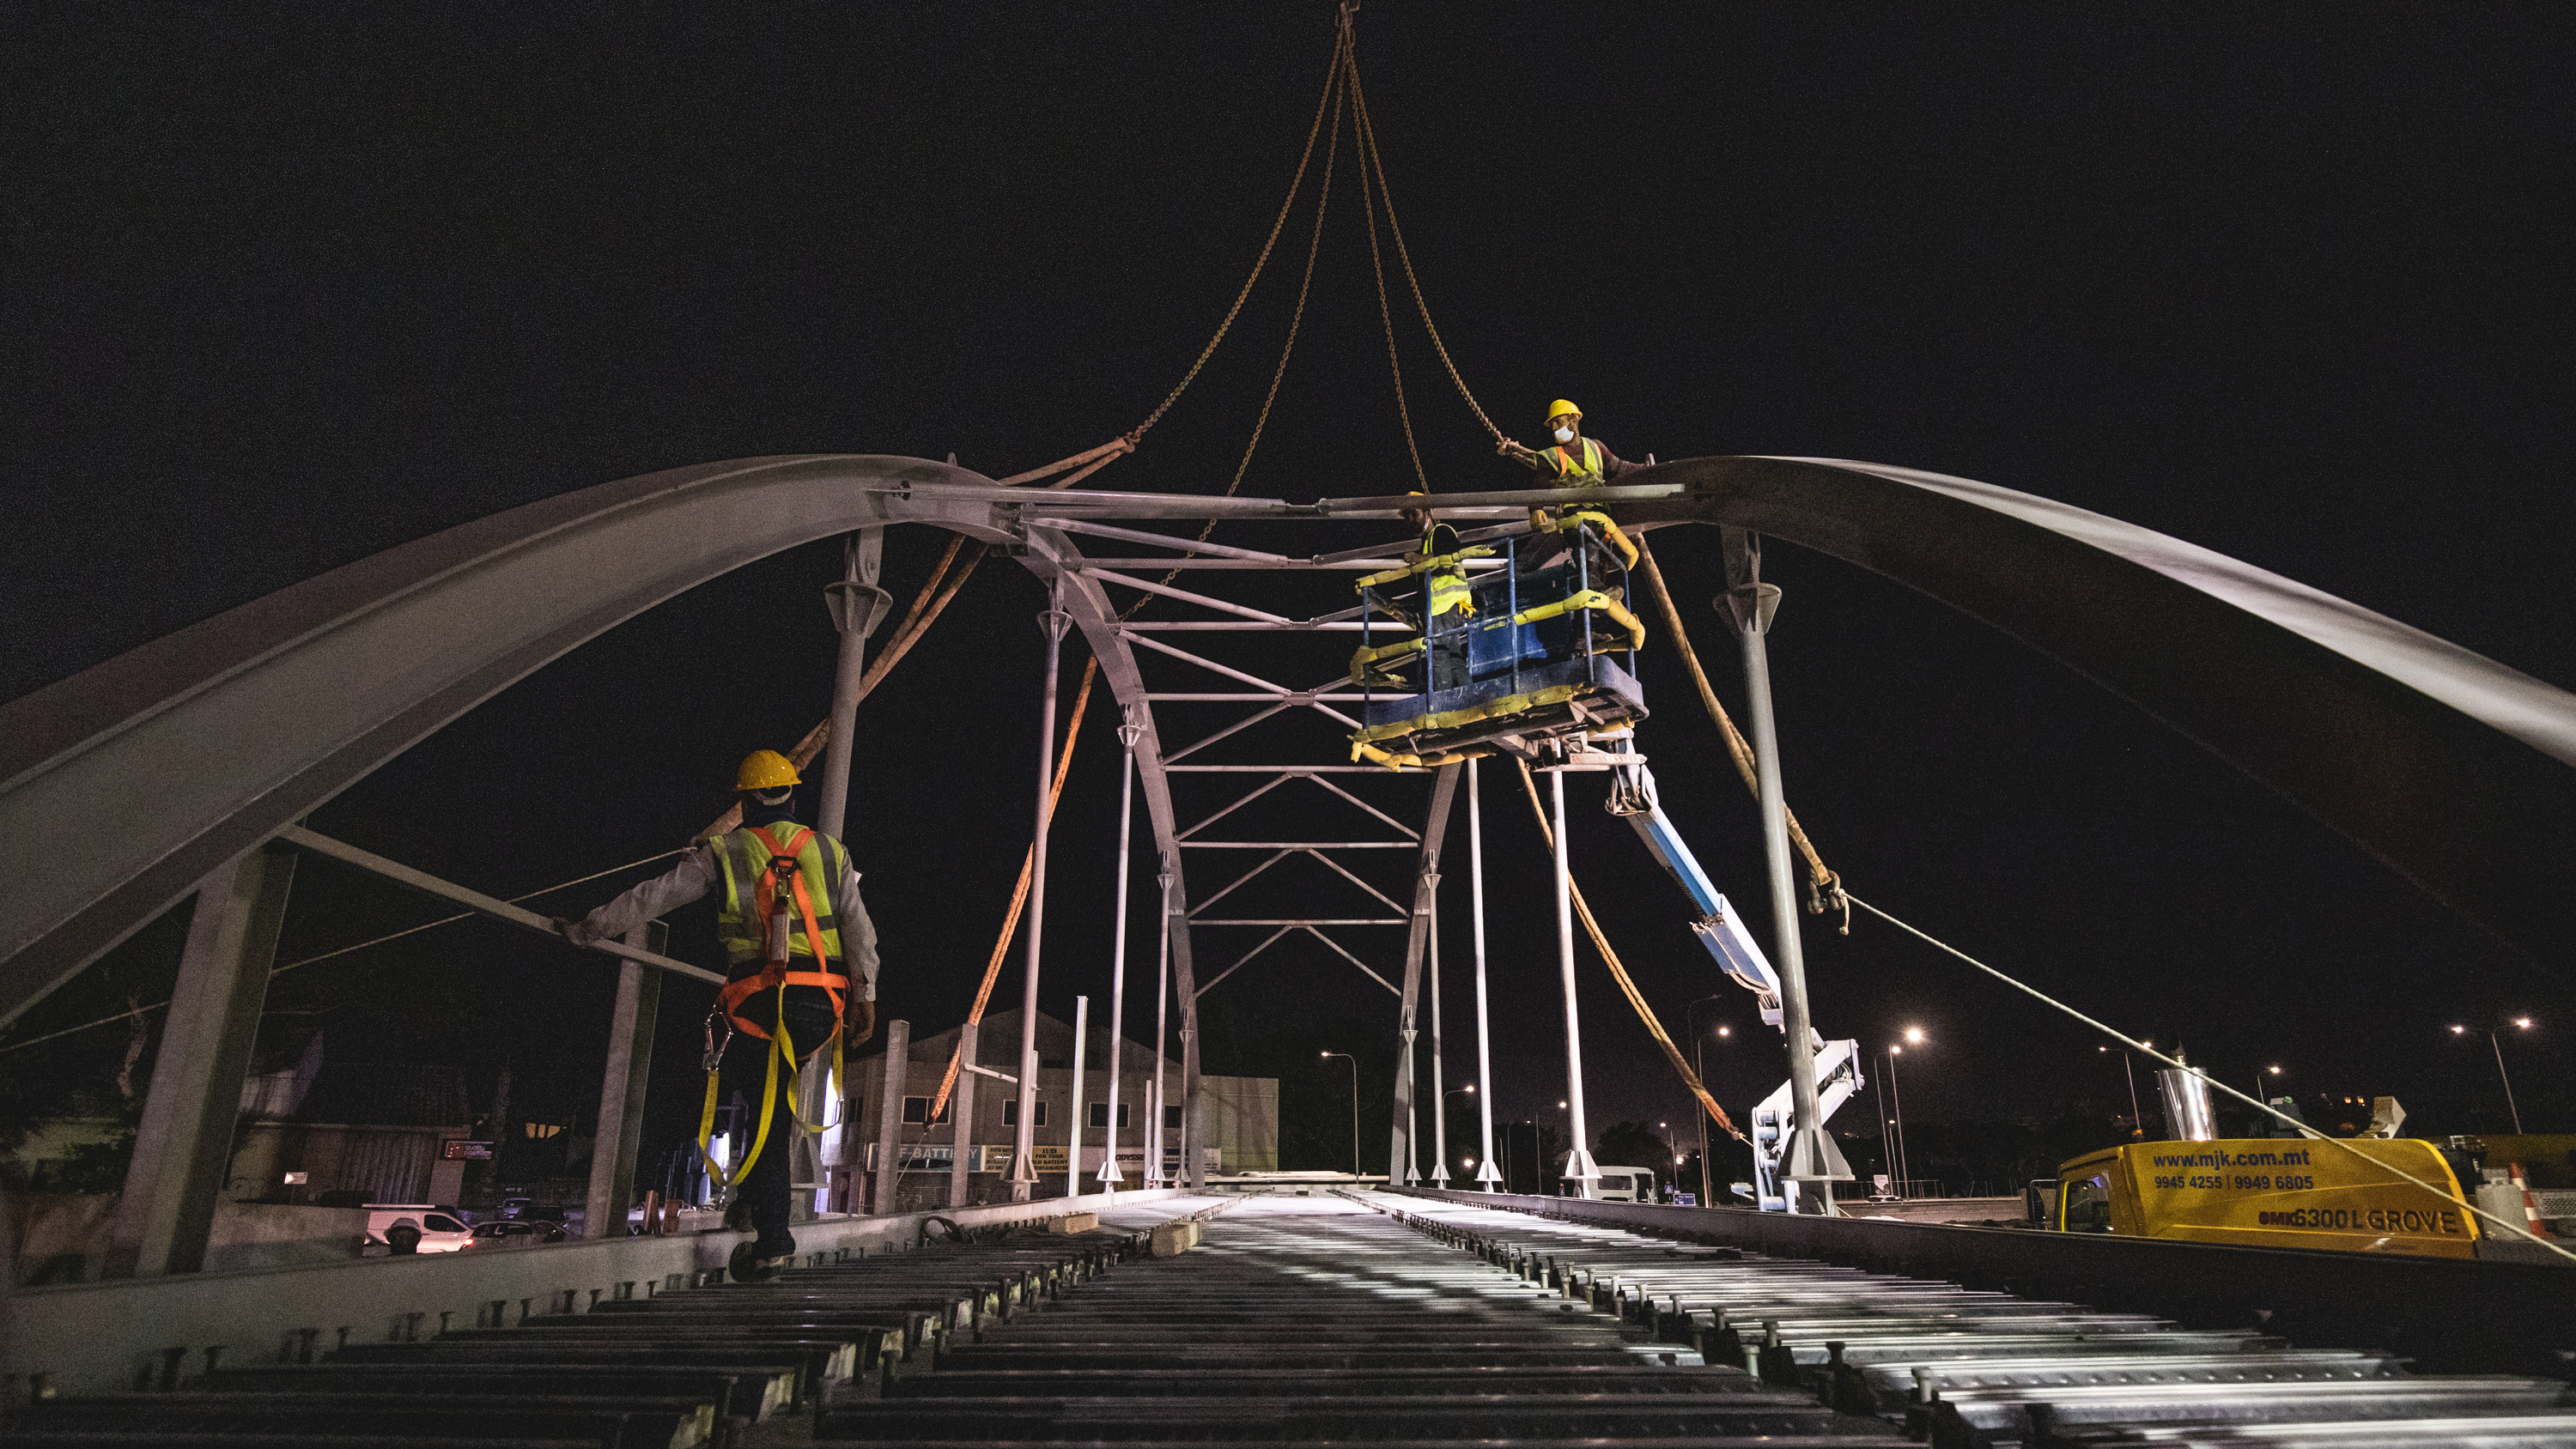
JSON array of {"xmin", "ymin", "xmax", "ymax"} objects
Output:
[
  {"xmin": 870, "ymin": 1018, "xmax": 910, "ymax": 1216},
  {"xmin": 1145, "ymin": 862, "xmax": 1172, "ymax": 1187},
  {"xmin": 582, "ymin": 921, "xmax": 664, "ymax": 1240},
  {"xmin": 1168, "ymin": 849, "xmax": 1207, "ymax": 1192},
  {"xmin": 948, "ymin": 1019, "xmax": 979, "ymax": 1208},
  {"xmin": 1011, "ymin": 591, "xmax": 1073, "ymax": 1199},
  {"xmin": 1549, "ymin": 771, "xmax": 1601, "ymax": 1196},
  {"xmin": 1063, "ymin": 995, "xmax": 1089, "ymax": 1199},
  {"xmin": 809, "ymin": 530, "xmax": 889, "ymax": 1216},
  {"xmin": 1724, "ymin": 530, "xmax": 1851, "ymax": 1214},
  {"xmin": 816, "ymin": 529, "xmax": 889, "ymax": 839},
  {"xmin": 1428, "ymin": 882, "xmax": 1449, "ymax": 1184},
  {"xmin": 1388, "ymin": 765, "xmax": 1461, "ymax": 1187},
  {"xmin": 1467, "ymin": 759, "xmax": 1500, "ymax": 1188},
  {"xmin": 105, "ymin": 843, "xmax": 297, "ymax": 1277},
  {"xmin": 1177, "ymin": 918, "xmax": 1205, "ymax": 1191},
  {"xmin": 1390, "ymin": 1022, "xmax": 1419, "ymax": 1185},
  {"xmin": 1097, "ymin": 719, "xmax": 1142, "ymax": 1191}
]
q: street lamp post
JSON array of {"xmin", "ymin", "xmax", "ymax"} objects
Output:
[
  {"xmin": 1684, "ymin": 997, "xmax": 1728, "ymax": 1208},
  {"xmin": 2451, "ymin": 1019, "xmax": 2533, "ymax": 1134},
  {"xmin": 1887, "ymin": 1028, "xmax": 1923, "ymax": 1196},
  {"xmin": 1321, "ymin": 1052, "xmax": 1360, "ymax": 1175}
]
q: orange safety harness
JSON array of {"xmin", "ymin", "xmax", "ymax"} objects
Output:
[
  {"xmin": 1545, "ymin": 436, "xmax": 1604, "ymax": 482},
  {"xmin": 696, "ymin": 824, "xmax": 847, "ymax": 1190},
  {"xmin": 714, "ymin": 825, "xmax": 847, "ymax": 1038}
]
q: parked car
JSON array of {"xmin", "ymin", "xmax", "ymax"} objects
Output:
[
  {"xmin": 497, "ymin": 1197, "xmax": 537, "ymax": 1221},
  {"xmin": 466, "ymin": 1219, "xmax": 567, "ymax": 1246},
  {"xmin": 364, "ymin": 1204, "xmax": 472, "ymax": 1253}
]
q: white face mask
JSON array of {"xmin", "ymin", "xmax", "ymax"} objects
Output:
[{"xmin": 1552, "ymin": 426, "xmax": 1576, "ymax": 444}]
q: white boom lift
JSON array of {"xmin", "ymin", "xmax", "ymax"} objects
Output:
[{"xmin": 1608, "ymin": 759, "xmax": 1863, "ymax": 1212}]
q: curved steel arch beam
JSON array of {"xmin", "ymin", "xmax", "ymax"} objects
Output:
[
  {"xmin": 0, "ymin": 455, "xmax": 1038, "ymax": 1024},
  {"xmin": 1613, "ymin": 456, "xmax": 2576, "ymax": 976},
  {"xmin": 1018, "ymin": 523, "xmax": 1201, "ymax": 1185},
  {"xmin": 10, "ymin": 446, "xmax": 2568, "ymax": 1029}
]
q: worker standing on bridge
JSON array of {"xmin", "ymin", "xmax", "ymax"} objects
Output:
[
  {"xmin": 1498, "ymin": 400, "xmax": 1646, "ymax": 488},
  {"xmin": 561, "ymin": 749, "xmax": 877, "ymax": 1282}
]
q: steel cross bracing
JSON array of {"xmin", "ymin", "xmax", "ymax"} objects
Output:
[{"xmin": 1023, "ymin": 513, "xmax": 1471, "ymax": 1190}]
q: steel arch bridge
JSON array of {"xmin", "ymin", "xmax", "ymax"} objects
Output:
[{"xmin": 5, "ymin": 453, "xmax": 2573, "ymax": 1220}]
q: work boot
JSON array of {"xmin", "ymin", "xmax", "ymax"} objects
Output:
[{"xmin": 727, "ymin": 1239, "xmax": 793, "ymax": 1284}]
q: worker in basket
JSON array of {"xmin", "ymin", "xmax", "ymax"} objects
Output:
[
  {"xmin": 1402, "ymin": 498, "xmax": 1477, "ymax": 694},
  {"xmin": 562, "ymin": 749, "xmax": 878, "ymax": 1282},
  {"xmin": 1498, "ymin": 399, "xmax": 1648, "ymax": 488}
]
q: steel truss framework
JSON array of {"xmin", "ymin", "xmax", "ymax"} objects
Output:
[{"xmin": 4, "ymin": 454, "xmax": 2573, "ymax": 1244}]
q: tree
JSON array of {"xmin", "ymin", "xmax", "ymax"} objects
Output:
[{"xmin": 1595, "ymin": 1120, "xmax": 1674, "ymax": 1179}]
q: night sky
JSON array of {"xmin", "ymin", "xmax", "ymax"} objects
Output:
[{"xmin": 7, "ymin": 6, "xmax": 2572, "ymax": 1175}]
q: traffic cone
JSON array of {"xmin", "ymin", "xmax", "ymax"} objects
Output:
[{"xmin": 2510, "ymin": 1163, "xmax": 2556, "ymax": 1238}]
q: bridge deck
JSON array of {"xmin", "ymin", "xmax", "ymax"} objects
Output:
[{"xmin": 12, "ymin": 1192, "xmax": 2572, "ymax": 1446}]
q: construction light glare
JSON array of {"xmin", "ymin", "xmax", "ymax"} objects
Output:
[{"xmin": 1904, "ymin": 1027, "xmax": 1926, "ymax": 1044}]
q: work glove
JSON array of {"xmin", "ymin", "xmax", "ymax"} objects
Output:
[
  {"xmin": 847, "ymin": 998, "xmax": 877, "ymax": 1044},
  {"xmin": 556, "ymin": 914, "xmax": 605, "ymax": 949}
]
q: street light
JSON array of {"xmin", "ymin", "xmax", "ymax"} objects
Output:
[
  {"xmin": 1885, "ymin": 1040, "xmax": 1917, "ymax": 1196},
  {"xmin": 1684, "ymin": 995, "xmax": 1730, "ymax": 1212},
  {"xmin": 1320, "ymin": 1052, "xmax": 1359, "ymax": 1175},
  {"xmin": 2451, "ymin": 1019, "xmax": 2534, "ymax": 1133}
]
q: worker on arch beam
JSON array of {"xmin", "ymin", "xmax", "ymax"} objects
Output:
[
  {"xmin": 561, "ymin": 749, "xmax": 878, "ymax": 1280},
  {"xmin": 1498, "ymin": 399, "xmax": 1646, "ymax": 488}
]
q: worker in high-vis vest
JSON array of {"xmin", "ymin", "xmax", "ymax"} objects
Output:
[
  {"xmin": 1415, "ymin": 517, "xmax": 1475, "ymax": 692},
  {"xmin": 1498, "ymin": 399, "xmax": 1647, "ymax": 487},
  {"xmin": 562, "ymin": 749, "xmax": 878, "ymax": 1281}
]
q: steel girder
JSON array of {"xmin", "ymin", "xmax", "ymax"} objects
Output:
[
  {"xmin": 1615, "ymin": 457, "xmax": 2576, "ymax": 976},
  {"xmin": 0, "ymin": 455, "xmax": 1187, "ymax": 1027},
  {"xmin": 8, "ymin": 452, "xmax": 2573, "ymax": 1037}
]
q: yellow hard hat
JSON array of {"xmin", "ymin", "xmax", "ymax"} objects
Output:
[
  {"xmin": 735, "ymin": 749, "xmax": 802, "ymax": 791},
  {"xmin": 1546, "ymin": 399, "xmax": 1583, "ymax": 424}
]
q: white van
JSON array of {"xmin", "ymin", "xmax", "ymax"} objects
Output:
[
  {"xmin": 365, "ymin": 1204, "xmax": 473, "ymax": 1252},
  {"xmin": 1592, "ymin": 1167, "xmax": 1657, "ymax": 1203}
]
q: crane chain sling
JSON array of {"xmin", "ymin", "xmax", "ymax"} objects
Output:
[{"xmin": 696, "ymin": 825, "xmax": 848, "ymax": 1188}]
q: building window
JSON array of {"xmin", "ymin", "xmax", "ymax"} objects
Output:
[
  {"xmin": 901, "ymin": 1096, "xmax": 952, "ymax": 1125},
  {"xmin": 1088, "ymin": 1102, "xmax": 1131, "ymax": 1129},
  {"xmin": 1002, "ymin": 1100, "xmax": 1047, "ymax": 1127},
  {"xmin": 1164, "ymin": 1104, "xmax": 1183, "ymax": 1130}
]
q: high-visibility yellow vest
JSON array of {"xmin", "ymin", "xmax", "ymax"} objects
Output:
[
  {"xmin": 1420, "ymin": 525, "xmax": 1475, "ymax": 619},
  {"xmin": 1543, "ymin": 437, "xmax": 1607, "ymax": 486},
  {"xmin": 713, "ymin": 823, "xmax": 849, "ymax": 969}
]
